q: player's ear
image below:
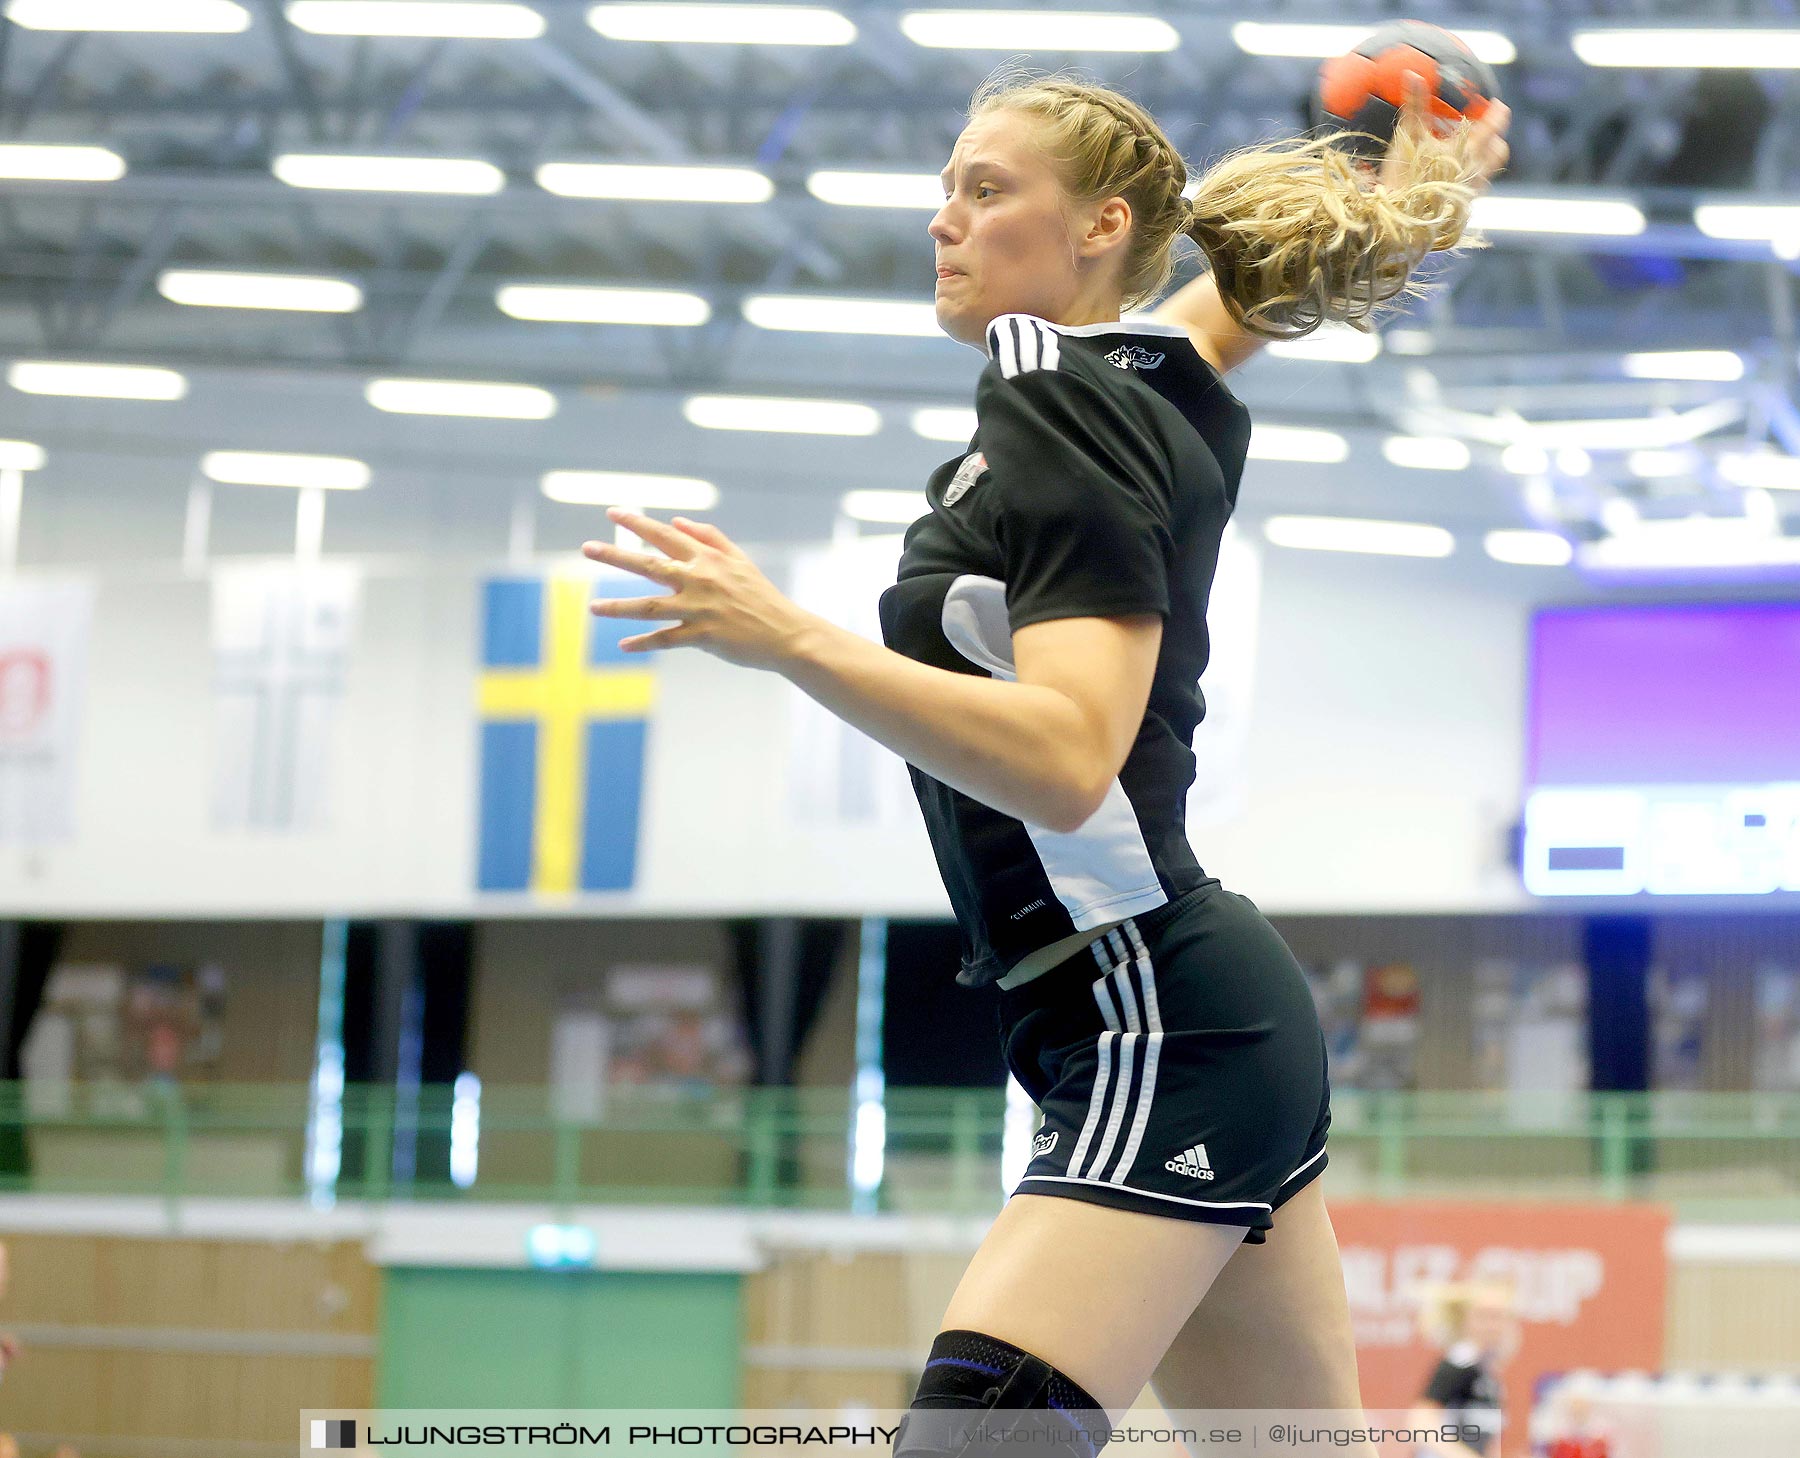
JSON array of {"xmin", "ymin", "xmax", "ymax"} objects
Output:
[{"xmin": 1079, "ymin": 195, "xmax": 1132, "ymax": 262}]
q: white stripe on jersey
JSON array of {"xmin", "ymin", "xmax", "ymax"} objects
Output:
[
  {"xmin": 987, "ymin": 314, "xmax": 1061, "ymax": 378},
  {"xmin": 938, "ymin": 574, "xmax": 1168, "ymax": 931},
  {"xmin": 991, "ymin": 318, "xmax": 1018, "ymax": 378}
]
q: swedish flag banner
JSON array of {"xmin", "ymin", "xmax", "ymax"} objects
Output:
[{"xmin": 476, "ymin": 574, "xmax": 655, "ymax": 893}]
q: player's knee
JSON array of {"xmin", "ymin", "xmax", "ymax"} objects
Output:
[{"xmin": 892, "ymin": 1329, "xmax": 1111, "ymax": 1458}]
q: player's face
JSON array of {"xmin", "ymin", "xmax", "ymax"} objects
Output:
[
  {"xmin": 929, "ymin": 111, "xmax": 1092, "ymax": 346},
  {"xmin": 1467, "ymin": 1295, "xmax": 1515, "ymax": 1353}
]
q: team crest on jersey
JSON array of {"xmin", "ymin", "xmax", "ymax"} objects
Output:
[
  {"xmin": 1105, "ymin": 344, "xmax": 1165, "ymax": 371},
  {"xmin": 943, "ymin": 450, "xmax": 987, "ymax": 506}
]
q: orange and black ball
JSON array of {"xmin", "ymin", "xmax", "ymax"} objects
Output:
[{"xmin": 1313, "ymin": 20, "xmax": 1500, "ymax": 160}]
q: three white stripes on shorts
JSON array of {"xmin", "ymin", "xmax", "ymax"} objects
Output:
[{"xmin": 1065, "ymin": 922, "xmax": 1162, "ymax": 1184}]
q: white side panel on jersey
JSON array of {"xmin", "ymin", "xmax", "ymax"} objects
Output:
[{"xmin": 940, "ymin": 573, "xmax": 1167, "ymax": 930}]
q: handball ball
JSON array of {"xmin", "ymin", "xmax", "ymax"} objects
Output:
[{"xmin": 1312, "ymin": 20, "xmax": 1500, "ymax": 161}]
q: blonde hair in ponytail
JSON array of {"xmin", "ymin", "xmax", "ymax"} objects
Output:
[
  {"xmin": 1185, "ymin": 119, "xmax": 1486, "ymax": 340},
  {"xmin": 969, "ymin": 67, "xmax": 1487, "ymax": 337}
]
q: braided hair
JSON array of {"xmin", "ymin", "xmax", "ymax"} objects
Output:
[{"xmin": 967, "ymin": 66, "xmax": 1486, "ymax": 337}]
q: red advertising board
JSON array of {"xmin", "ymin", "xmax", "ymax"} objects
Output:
[{"xmin": 1328, "ymin": 1202, "xmax": 1670, "ymax": 1457}]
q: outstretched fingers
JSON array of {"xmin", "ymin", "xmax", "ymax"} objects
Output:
[
  {"xmin": 582, "ymin": 539, "xmax": 685, "ymax": 586},
  {"xmin": 607, "ymin": 506, "xmax": 700, "ymax": 559},
  {"xmin": 672, "ymin": 516, "xmax": 746, "ymax": 558}
]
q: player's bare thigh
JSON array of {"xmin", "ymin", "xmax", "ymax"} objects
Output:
[
  {"xmin": 936, "ymin": 1191, "xmax": 1247, "ymax": 1417},
  {"xmin": 1150, "ymin": 1178, "xmax": 1364, "ymax": 1414}
]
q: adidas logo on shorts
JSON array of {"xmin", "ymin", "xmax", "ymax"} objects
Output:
[{"xmin": 1164, "ymin": 1142, "xmax": 1215, "ymax": 1181}]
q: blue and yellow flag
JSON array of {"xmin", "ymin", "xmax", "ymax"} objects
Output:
[{"xmin": 476, "ymin": 574, "xmax": 655, "ymax": 893}]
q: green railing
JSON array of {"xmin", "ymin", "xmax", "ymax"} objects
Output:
[{"xmin": 0, "ymin": 1083, "xmax": 1796, "ymax": 1220}]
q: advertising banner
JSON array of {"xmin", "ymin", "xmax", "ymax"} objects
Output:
[{"xmin": 1329, "ymin": 1201, "xmax": 1670, "ymax": 1457}]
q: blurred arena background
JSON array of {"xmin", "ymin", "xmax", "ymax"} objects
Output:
[{"xmin": 0, "ymin": 3, "xmax": 1798, "ymax": 1456}]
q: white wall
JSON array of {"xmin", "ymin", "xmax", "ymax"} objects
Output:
[{"xmin": 0, "ymin": 539, "xmax": 1563, "ymax": 917}]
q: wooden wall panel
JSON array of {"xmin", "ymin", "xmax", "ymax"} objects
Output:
[
  {"xmin": 744, "ymin": 1241, "xmax": 1800, "ymax": 1413},
  {"xmin": 0, "ymin": 1231, "xmax": 376, "ymax": 1449},
  {"xmin": 1667, "ymin": 1259, "xmax": 1800, "ymax": 1369}
]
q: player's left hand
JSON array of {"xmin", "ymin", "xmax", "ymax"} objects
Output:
[{"xmin": 584, "ymin": 509, "xmax": 818, "ymax": 670}]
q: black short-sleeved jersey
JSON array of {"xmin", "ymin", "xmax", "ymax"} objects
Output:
[{"xmin": 877, "ymin": 312, "xmax": 1253, "ymax": 988}]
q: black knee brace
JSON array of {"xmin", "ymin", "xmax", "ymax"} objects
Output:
[{"xmin": 891, "ymin": 1329, "xmax": 1111, "ymax": 1458}]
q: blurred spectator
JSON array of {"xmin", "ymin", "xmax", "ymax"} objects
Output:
[
  {"xmin": 1410, "ymin": 1281, "xmax": 1521, "ymax": 1457},
  {"xmin": 0, "ymin": 1433, "xmax": 20, "ymax": 1458},
  {"xmin": 1543, "ymin": 1389, "xmax": 1614, "ymax": 1458}
]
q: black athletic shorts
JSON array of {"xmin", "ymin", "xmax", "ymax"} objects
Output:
[{"xmin": 997, "ymin": 880, "xmax": 1331, "ymax": 1245}]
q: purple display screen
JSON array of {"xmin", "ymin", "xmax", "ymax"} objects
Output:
[{"xmin": 1528, "ymin": 602, "xmax": 1800, "ymax": 785}]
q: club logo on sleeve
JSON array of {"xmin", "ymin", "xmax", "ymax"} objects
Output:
[
  {"xmin": 1164, "ymin": 1142, "xmax": 1215, "ymax": 1181},
  {"xmin": 1031, "ymin": 1129, "xmax": 1059, "ymax": 1158},
  {"xmin": 1105, "ymin": 344, "xmax": 1165, "ymax": 371},
  {"xmin": 942, "ymin": 450, "xmax": 987, "ymax": 506}
]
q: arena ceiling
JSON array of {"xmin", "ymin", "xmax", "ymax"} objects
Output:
[{"xmin": 2, "ymin": 1, "xmax": 1798, "ymax": 563}]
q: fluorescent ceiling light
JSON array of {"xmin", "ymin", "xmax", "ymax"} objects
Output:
[
  {"xmin": 1600, "ymin": 498, "xmax": 1640, "ymax": 536},
  {"xmin": 683, "ymin": 395, "xmax": 880, "ymax": 436},
  {"xmin": 1497, "ymin": 399, "xmax": 1740, "ymax": 452},
  {"xmin": 1573, "ymin": 28, "xmax": 1800, "ymax": 69},
  {"xmin": 536, "ymin": 162, "xmax": 771, "ymax": 203},
  {"xmin": 1579, "ymin": 516, "xmax": 1800, "ymax": 571},
  {"xmin": 0, "ymin": 440, "xmax": 46, "ymax": 472},
  {"xmin": 1266, "ymin": 325, "xmax": 1381, "ymax": 364},
  {"xmin": 1484, "ymin": 530, "xmax": 1573, "ymax": 566},
  {"xmin": 1622, "ymin": 350, "xmax": 1744, "ymax": 382},
  {"xmin": 1556, "ymin": 447, "xmax": 1593, "ymax": 478},
  {"xmin": 157, "ymin": 270, "xmax": 362, "ymax": 312},
  {"xmin": 807, "ymin": 170, "xmax": 943, "ymax": 210},
  {"xmin": 202, "ymin": 450, "xmax": 370, "ymax": 490},
  {"xmin": 841, "ymin": 490, "xmax": 927, "ymax": 523},
  {"xmin": 7, "ymin": 361, "xmax": 187, "ymax": 400},
  {"xmin": 541, "ymin": 471, "xmax": 718, "ymax": 509},
  {"xmin": 743, "ymin": 294, "xmax": 941, "ymax": 337},
  {"xmin": 1232, "ymin": 21, "xmax": 1515, "ymax": 66},
  {"xmin": 496, "ymin": 284, "xmax": 710, "ymax": 326},
  {"xmin": 0, "ymin": 144, "xmax": 126, "ymax": 182},
  {"xmin": 1264, "ymin": 515, "xmax": 1455, "ymax": 558},
  {"xmin": 1719, "ymin": 452, "xmax": 1800, "ymax": 492},
  {"xmin": 900, "ymin": 9, "xmax": 1178, "ymax": 52},
  {"xmin": 273, "ymin": 153, "xmax": 504, "ymax": 194},
  {"xmin": 1695, "ymin": 204, "xmax": 1800, "ymax": 243},
  {"xmin": 1246, "ymin": 425, "xmax": 1349, "ymax": 464},
  {"xmin": 286, "ymin": 2, "xmax": 546, "ymax": 37},
  {"xmin": 365, "ymin": 378, "xmax": 556, "ymax": 419},
  {"xmin": 4, "ymin": 0, "xmax": 249, "ymax": 30},
  {"xmin": 1744, "ymin": 488, "xmax": 1781, "ymax": 534},
  {"xmin": 1627, "ymin": 449, "xmax": 1691, "ymax": 479},
  {"xmin": 1501, "ymin": 443, "xmax": 1550, "ymax": 475},
  {"xmin": 911, "ymin": 407, "xmax": 977, "ymax": 443},
  {"xmin": 1382, "ymin": 435, "xmax": 1470, "ymax": 471},
  {"xmin": 587, "ymin": 4, "xmax": 854, "ymax": 45},
  {"xmin": 1471, "ymin": 194, "xmax": 1645, "ymax": 236}
]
